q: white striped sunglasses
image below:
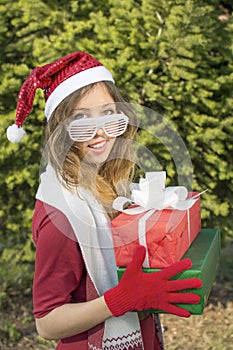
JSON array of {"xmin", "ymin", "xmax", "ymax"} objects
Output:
[{"xmin": 67, "ymin": 113, "xmax": 129, "ymax": 142}]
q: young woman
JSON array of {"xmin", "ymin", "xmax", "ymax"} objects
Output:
[{"xmin": 7, "ymin": 52, "xmax": 202, "ymax": 349}]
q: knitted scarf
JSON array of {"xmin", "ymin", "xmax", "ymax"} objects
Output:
[{"xmin": 36, "ymin": 164, "xmax": 144, "ymax": 349}]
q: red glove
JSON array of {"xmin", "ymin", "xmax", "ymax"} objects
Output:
[{"xmin": 104, "ymin": 245, "xmax": 202, "ymax": 317}]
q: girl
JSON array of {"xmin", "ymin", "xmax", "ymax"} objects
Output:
[{"xmin": 7, "ymin": 52, "xmax": 202, "ymax": 349}]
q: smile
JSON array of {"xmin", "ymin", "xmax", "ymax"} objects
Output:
[
  {"xmin": 89, "ymin": 140, "xmax": 107, "ymax": 149},
  {"xmin": 88, "ymin": 140, "xmax": 108, "ymax": 153}
]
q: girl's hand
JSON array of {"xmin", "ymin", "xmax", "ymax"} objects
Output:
[{"xmin": 104, "ymin": 245, "xmax": 202, "ymax": 317}]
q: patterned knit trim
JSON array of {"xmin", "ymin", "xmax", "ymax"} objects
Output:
[
  {"xmin": 88, "ymin": 330, "xmax": 143, "ymax": 350},
  {"xmin": 103, "ymin": 330, "xmax": 143, "ymax": 349},
  {"xmin": 88, "ymin": 342, "xmax": 101, "ymax": 350}
]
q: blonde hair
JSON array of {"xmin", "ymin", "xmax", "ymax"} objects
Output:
[{"xmin": 45, "ymin": 82, "xmax": 137, "ymax": 218}]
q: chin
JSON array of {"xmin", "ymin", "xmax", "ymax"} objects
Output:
[{"xmin": 87, "ymin": 152, "xmax": 111, "ymax": 166}]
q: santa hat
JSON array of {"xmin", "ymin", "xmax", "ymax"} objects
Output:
[{"xmin": 7, "ymin": 51, "xmax": 114, "ymax": 143}]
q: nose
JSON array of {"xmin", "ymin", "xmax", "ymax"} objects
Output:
[{"xmin": 95, "ymin": 127, "xmax": 106, "ymax": 137}]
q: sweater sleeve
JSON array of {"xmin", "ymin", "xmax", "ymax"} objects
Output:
[{"xmin": 32, "ymin": 200, "xmax": 86, "ymax": 318}]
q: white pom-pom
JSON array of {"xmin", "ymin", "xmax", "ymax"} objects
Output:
[{"xmin": 6, "ymin": 124, "xmax": 26, "ymax": 143}]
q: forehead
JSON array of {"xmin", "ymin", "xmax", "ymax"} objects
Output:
[{"xmin": 75, "ymin": 83, "xmax": 114, "ymax": 110}]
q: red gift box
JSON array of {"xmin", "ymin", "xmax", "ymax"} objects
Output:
[{"xmin": 111, "ymin": 192, "xmax": 201, "ymax": 268}]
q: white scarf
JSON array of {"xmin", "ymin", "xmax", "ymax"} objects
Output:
[{"xmin": 36, "ymin": 165, "xmax": 144, "ymax": 349}]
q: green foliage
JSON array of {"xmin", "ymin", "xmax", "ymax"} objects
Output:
[
  {"xmin": 0, "ymin": 0, "xmax": 232, "ymax": 300},
  {"xmin": 0, "ymin": 322, "xmax": 21, "ymax": 343}
]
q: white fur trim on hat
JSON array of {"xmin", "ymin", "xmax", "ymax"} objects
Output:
[{"xmin": 44, "ymin": 66, "xmax": 114, "ymax": 120}]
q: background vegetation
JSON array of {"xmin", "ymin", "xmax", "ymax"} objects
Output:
[{"xmin": 0, "ymin": 0, "xmax": 232, "ymax": 347}]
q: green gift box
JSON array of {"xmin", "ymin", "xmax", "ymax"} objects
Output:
[{"xmin": 117, "ymin": 228, "xmax": 220, "ymax": 315}]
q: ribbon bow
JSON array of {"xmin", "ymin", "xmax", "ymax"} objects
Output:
[{"xmin": 113, "ymin": 171, "xmax": 203, "ymax": 215}]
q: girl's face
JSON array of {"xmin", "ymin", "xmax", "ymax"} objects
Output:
[{"xmin": 71, "ymin": 84, "xmax": 118, "ymax": 166}]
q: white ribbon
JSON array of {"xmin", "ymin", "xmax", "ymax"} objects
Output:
[{"xmin": 113, "ymin": 171, "xmax": 199, "ymax": 214}]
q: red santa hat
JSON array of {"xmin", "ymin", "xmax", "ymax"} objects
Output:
[{"xmin": 7, "ymin": 51, "xmax": 114, "ymax": 143}]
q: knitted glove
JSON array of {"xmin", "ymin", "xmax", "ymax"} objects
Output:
[{"xmin": 104, "ymin": 245, "xmax": 202, "ymax": 317}]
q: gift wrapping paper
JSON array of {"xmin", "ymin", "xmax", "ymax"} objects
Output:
[
  {"xmin": 117, "ymin": 228, "xmax": 220, "ymax": 315},
  {"xmin": 111, "ymin": 192, "xmax": 201, "ymax": 268}
]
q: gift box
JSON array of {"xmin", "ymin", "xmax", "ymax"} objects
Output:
[
  {"xmin": 117, "ymin": 228, "xmax": 221, "ymax": 315},
  {"xmin": 111, "ymin": 192, "xmax": 201, "ymax": 268}
]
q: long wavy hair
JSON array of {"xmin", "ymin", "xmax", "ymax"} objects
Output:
[{"xmin": 45, "ymin": 81, "xmax": 138, "ymax": 218}]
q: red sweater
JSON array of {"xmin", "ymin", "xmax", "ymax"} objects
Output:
[{"xmin": 32, "ymin": 200, "xmax": 163, "ymax": 349}]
